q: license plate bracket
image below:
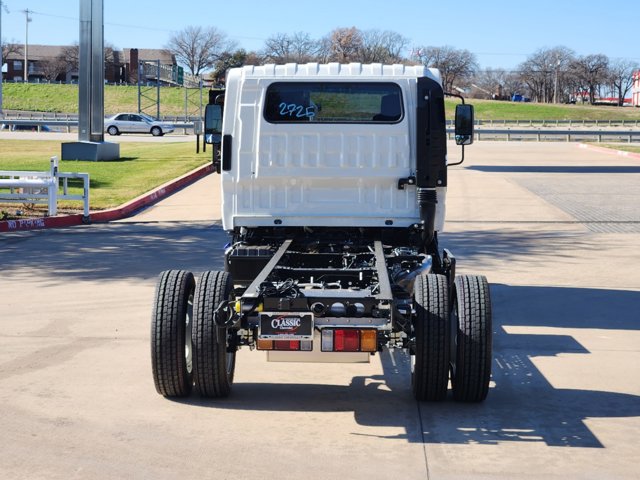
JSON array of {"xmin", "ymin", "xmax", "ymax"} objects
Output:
[{"xmin": 259, "ymin": 313, "xmax": 314, "ymax": 340}]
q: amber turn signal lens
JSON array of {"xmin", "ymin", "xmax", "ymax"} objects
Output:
[
  {"xmin": 257, "ymin": 339, "xmax": 273, "ymax": 350},
  {"xmin": 360, "ymin": 330, "xmax": 377, "ymax": 352}
]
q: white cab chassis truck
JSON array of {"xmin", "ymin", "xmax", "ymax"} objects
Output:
[{"xmin": 151, "ymin": 63, "xmax": 492, "ymax": 402}]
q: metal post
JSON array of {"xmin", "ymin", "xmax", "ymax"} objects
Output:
[
  {"xmin": 137, "ymin": 61, "xmax": 142, "ymax": 113},
  {"xmin": 554, "ymin": 65, "xmax": 559, "ymax": 104},
  {"xmin": 62, "ymin": 0, "xmax": 118, "ymax": 160},
  {"xmin": 200, "ymin": 78, "xmax": 204, "ymax": 151},
  {"xmin": 48, "ymin": 156, "xmax": 58, "ymax": 216},
  {"xmin": 23, "ymin": 9, "xmax": 32, "ymax": 82},
  {"xmin": 0, "ymin": 1, "xmax": 5, "ymax": 114},
  {"xmin": 156, "ymin": 59, "xmax": 160, "ymax": 119},
  {"xmin": 184, "ymin": 86, "xmax": 188, "ymax": 134},
  {"xmin": 199, "ymin": 78, "xmax": 203, "ymax": 119},
  {"xmin": 78, "ymin": 0, "xmax": 105, "ymax": 142}
]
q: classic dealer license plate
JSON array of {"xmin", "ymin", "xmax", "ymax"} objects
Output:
[{"xmin": 259, "ymin": 313, "xmax": 314, "ymax": 340}]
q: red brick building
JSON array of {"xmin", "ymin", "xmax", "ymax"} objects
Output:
[{"xmin": 4, "ymin": 44, "xmax": 176, "ymax": 85}]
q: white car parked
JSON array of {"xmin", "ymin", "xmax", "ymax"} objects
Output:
[{"xmin": 105, "ymin": 112, "xmax": 175, "ymax": 136}]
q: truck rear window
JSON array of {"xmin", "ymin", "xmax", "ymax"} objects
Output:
[{"xmin": 264, "ymin": 82, "xmax": 403, "ymax": 124}]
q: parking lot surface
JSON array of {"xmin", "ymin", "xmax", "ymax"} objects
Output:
[{"xmin": 1, "ymin": 142, "xmax": 639, "ymax": 479}]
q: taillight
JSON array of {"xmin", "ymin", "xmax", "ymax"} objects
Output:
[
  {"xmin": 321, "ymin": 329, "xmax": 377, "ymax": 352},
  {"xmin": 274, "ymin": 340, "xmax": 299, "ymax": 351},
  {"xmin": 257, "ymin": 339, "xmax": 312, "ymax": 351}
]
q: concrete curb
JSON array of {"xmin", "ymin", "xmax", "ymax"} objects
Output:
[
  {"xmin": 0, "ymin": 163, "xmax": 213, "ymax": 233},
  {"xmin": 578, "ymin": 143, "xmax": 640, "ymax": 159}
]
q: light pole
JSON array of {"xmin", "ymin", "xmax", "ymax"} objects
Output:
[
  {"xmin": 554, "ymin": 58, "xmax": 560, "ymax": 104},
  {"xmin": 0, "ymin": 1, "xmax": 7, "ymax": 114},
  {"xmin": 62, "ymin": 0, "xmax": 119, "ymax": 161},
  {"xmin": 23, "ymin": 8, "xmax": 32, "ymax": 83}
]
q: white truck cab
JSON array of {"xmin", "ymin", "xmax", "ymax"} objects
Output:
[{"xmin": 219, "ymin": 63, "xmax": 451, "ymax": 232}]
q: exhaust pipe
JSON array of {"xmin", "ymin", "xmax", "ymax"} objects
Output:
[{"xmin": 417, "ymin": 187, "xmax": 437, "ymax": 245}]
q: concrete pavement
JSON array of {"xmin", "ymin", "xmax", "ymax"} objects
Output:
[{"xmin": 1, "ymin": 142, "xmax": 639, "ymax": 479}]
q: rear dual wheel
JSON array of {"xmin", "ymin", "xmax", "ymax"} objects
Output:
[
  {"xmin": 150, "ymin": 270, "xmax": 236, "ymax": 398},
  {"xmin": 451, "ymin": 275, "xmax": 492, "ymax": 402},
  {"xmin": 151, "ymin": 270, "xmax": 195, "ymax": 397},
  {"xmin": 412, "ymin": 274, "xmax": 450, "ymax": 401},
  {"xmin": 411, "ymin": 273, "xmax": 492, "ymax": 402},
  {"xmin": 192, "ymin": 271, "xmax": 236, "ymax": 398}
]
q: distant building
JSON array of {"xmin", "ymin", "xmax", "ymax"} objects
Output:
[
  {"xmin": 4, "ymin": 44, "xmax": 178, "ymax": 85},
  {"xmin": 5, "ymin": 45, "xmax": 71, "ymax": 83},
  {"xmin": 633, "ymin": 71, "xmax": 640, "ymax": 107}
]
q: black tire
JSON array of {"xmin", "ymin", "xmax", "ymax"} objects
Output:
[
  {"xmin": 151, "ymin": 270, "xmax": 195, "ymax": 397},
  {"xmin": 412, "ymin": 273, "xmax": 450, "ymax": 401},
  {"xmin": 151, "ymin": 126, "xmax": 163, "ymax": 136},
  {"xmin": 107, "ymin": 126, "xmax": 119, "ymax": 136},
  {"xmin": 192, "ymin": 271, "xmax": 236, "ymax": 398},
  {"xmin": 451, "ymin": 275, "xmax": 492, "ymax": 402}
]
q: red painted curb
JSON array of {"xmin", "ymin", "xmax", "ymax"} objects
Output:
[
  {"xmin": 578, "ymin": 143, "xmax": 640, "ymax": 160},
  {"xmin": 1, "ymin": 163, "xmax": 213, "ymax": 233}
]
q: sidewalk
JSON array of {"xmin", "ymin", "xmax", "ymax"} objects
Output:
[{"xmin": 0, "ymin": 163, "xmax": 214, "ymax": 232}]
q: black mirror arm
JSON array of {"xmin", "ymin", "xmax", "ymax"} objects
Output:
[
  {"xmin": 444, "ymin": 91, "xmax": 465, "ymax": 104},
  {"xmin": 446, "ymin": 91, "xmax": 472, "ymax": 166},
  {"xmin": 448, "ymin": 145, "xmax": 465, "ymax": 167}
]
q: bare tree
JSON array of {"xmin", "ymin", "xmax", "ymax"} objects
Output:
[
  {"xmin": 60, "ymin": 43, "xmax": 79, "ymax": 74},
  {"xmin": 212, "ymin": 49, "xmax": 262, "ymax": 83},
  {"xmin": 39, "ymin": 57, "xmax": 67, "ymax": 82},
  {"xmin": 166, "ymin": 26, "xmax": 235, "ymax": 76},
  {"xmin": 569, "ymin": 54, "xmax": 610, "ymax": 104},
  {"xmin": 104, "ymin": 42, "xmax": 117, "ymax": 75},
  {"xmin": 517, "ymin": 46, "xmax": 575, "ymax": 103},
  {"xmin": 262, "ymin": 32, "xmax": 319, "ymax": 64},
  {"xmin": 472, "ymin": 68, "xmax": 508, "ymax": 99},
  {"xmin": 608, "ymin": 59, "xmax": 638, "ymax": 106},
  {"xmin": 502, "ymin": 72, "xmax": 528, "ymax": 100},
  {"xmin": 1, "ymin": 40, "xmax": 22, "ymax": 60},
  {"xmin": 413, "ymin": 45, "xmax": 478, "ymax": 91},
  {"xmin": 58, "ymin": 42, "xmax": 117, "ymax": 79},
  {"xmin": 359, "ymin": 29, "xmax": 409, "ymax": 63},
  {"xmin": 322, "ymin": 27, "xmax": 364, "ymax": 63}
]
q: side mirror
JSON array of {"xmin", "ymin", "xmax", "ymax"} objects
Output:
[
  {"xmin": 454, "ymin": 104, "xmax": 474, "ymax": 146},
  {"xmin": 204, "ymin": 104, "xmax": 223, "ymax": 145}
]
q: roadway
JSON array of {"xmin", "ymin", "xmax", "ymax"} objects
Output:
[{"xmin": 1, "ymin": 142, "xmax": 639, "ymax": 479}]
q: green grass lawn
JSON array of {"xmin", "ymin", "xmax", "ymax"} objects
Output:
[
  {"xmin": 4, "ymin": 83, "xmax": 640, "ymax": 121},
  {"xmin": 3, "ymin": 83, "xmax": 198, "ymax": 117},
  {"xmin": 0, "ymin": 140, "xmax": 210, "ymax": 213},
  {"xmin": 599, "ymin": 144, "xmax": 640, "ymax": 154}
]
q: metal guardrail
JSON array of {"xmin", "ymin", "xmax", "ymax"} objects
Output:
[
  {"xmin": 2, "ymin": 118, "xmax": 639, "ymax": 142},
  {"xmin": 1, "ymin": 118, "xmax": 197, "ymax": 134},
  {"xmin": 445, "ymin": 118, "xmax": 640, "ymax": 127},
  {"xmin": 4, "ymin": 112, "xmax": 640, "ymax": 126},
  {"xmin": 444, "ymin": 128, "xmax": 640, "ymax": 142}
]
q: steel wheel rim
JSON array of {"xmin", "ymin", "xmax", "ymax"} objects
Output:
[{"xmin": 185, "ymin": 293, "xmax": 194, "ymax": 374}]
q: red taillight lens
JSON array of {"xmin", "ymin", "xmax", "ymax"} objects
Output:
[
  {"xmin": 335, "ymin": 329, "xmax": 359, "ymax": 352},
  {"xmin": 274, "ymin": 340, "xmax": 300, "ymax": 351}
]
